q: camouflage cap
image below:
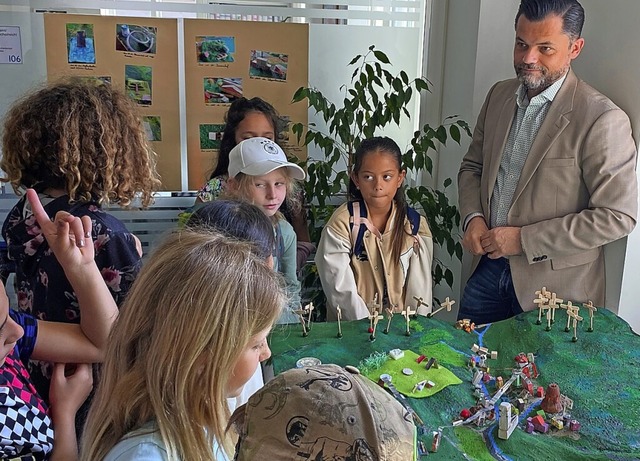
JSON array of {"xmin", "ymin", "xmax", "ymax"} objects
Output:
[{"xmin": 231, "ymin": 364, "xmax": 417, "ymax": 461}]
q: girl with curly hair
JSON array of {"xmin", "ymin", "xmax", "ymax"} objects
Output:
[{"xmin": 0, "ymin": 79, "xmax": 160, "ymax": 408}]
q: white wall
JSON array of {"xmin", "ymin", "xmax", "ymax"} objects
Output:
[
  {"xmin": 575, "ymin": 0, "xmax": 640, "ymax": 332},
  {"xmin": 431, "ymin": 0, "xmax": 640, "ymax": 331}
]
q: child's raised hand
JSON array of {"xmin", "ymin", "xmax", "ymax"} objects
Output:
[{"xmin": 26, "ymin": 188, "xmax": 94, "ymax": 270}]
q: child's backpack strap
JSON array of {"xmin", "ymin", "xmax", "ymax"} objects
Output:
[
  {"xmin": 406, "ymin": 206, "xmax": 421, "ymax": 236},
  {"xmin": 406, "ymin": 206, "xmax": 422, "ymax": 253},
  {"xmin": 348, "ymin": 200, "xmax": 380, "ymax": 258}
]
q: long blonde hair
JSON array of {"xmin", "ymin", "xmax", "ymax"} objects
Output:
[{"xmin": 80, "ymin": 230, "xmax": 284, "ymax": 461}]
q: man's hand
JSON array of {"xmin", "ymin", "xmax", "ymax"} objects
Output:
[
  {"xmin": 480, "ymin": 227, "xmax": 522, "ymax": 259},
  {"xmin": 462, "ymin": 216, "xmax": 489, "ymax": 255}
]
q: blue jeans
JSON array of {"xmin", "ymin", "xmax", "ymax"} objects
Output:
[{"xmin": 458, "ymin": 256, "xmax": 523, "ymax": 325}]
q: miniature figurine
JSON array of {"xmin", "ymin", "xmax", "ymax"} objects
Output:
[
  {"xmin": 428, "ymin": 296, "xmax": 455, "ymax": 318},
  {"xmin": 561, "ymin": 301, "xmax": 583, "ymax": 341},
  {"xmin": 402, "ymin": 306, "xmax": 415, "ymax": 336},
  {"xmin": 293, "ymin": 307, "xmax": 309, "ymax": 337},
  {"xmin": 412, "ymin": 295, "xmax": 431, "ymax": 317},
  {"xmin": 533, "ymin": 292, "xmax": 549, "ymax": 325},
  {"xmin": 548, "ymin": 292, "xmax": 563, "ymax": 325},
  {"xmin": 370, "ymin": 310, "xmax": 384, "ymax": 341},
  {"xmin": 583, "ymin": 300, "xmax": 597, "ymax": 332},
  {"xmin": 383, "ymin": 307, "xmax": 394, "ymax": 334},
  {"xmin": 336, "ymin": 305, "xmax": 343, "ymax": 338},
  {"xmin": 431, "ymin": 430, "xmax": 442, "ymax": 452},
  {"xmin": 367, "ymin": 294, "xmax": 381, "ymax": 333},
  {"xmin": 455, "ymin": 318, "xmax": 475, "ymax": 333},
  {"xmin": 305, "ymin": 302, "xmax": 314, "ymax": 330}
]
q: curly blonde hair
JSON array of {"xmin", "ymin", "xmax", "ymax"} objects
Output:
[{"xmin": 0, "ymin": 78, "xmax": 160, "ymax": 207}]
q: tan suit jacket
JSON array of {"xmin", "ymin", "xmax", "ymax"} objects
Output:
[{"xmin": 458, "ymin": 69, "xmax": 638, "ymax": 309}]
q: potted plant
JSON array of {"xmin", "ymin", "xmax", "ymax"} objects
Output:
[{"xmin": 292, "ymin": 45, "xmax": 470, "ymax": 317}]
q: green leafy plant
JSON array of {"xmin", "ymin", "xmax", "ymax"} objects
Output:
[{"xmin": 292, "ymin": 45, "xmax": 470, "ymax": 315}]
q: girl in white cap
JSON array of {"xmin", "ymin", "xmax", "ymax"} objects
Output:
[{"xmin": 226, "ymin": 137, "xmax": 306, "ymax": 322}]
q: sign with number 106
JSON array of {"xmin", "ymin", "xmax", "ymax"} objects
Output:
[{"xmin": 0, "ymin": 26, "xmax": 23, "ymax": 65}]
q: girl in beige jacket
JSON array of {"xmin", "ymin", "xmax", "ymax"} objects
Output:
[{"xmin": 316, "ymin": 137, "xmax": 434, "ymax": 320}]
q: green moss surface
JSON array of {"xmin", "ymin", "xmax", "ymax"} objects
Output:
[{"xmin": 269, "ymin": 308, "xmax": 640, "ymax": 460}]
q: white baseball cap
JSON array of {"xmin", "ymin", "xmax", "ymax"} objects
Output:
[{"xmin": 228, "ymin": 137, "xmax": 306, "ymax": 180}]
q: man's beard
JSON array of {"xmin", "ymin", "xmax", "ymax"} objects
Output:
[{"xmin": 515, "ymin": 63, "xmax": 568, "ymax": 92}]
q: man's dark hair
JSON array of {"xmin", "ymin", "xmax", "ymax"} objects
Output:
[{"xmin": 515, "ymin": 0, "xmax": 585, "ymax": 40}]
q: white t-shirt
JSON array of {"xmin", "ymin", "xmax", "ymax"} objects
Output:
[{"xmin": 104, "ymin": 424, "xmax": 229, "ymax": 461}]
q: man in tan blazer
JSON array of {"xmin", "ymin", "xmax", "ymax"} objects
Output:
[{"xmin": 457, "ymin": 0, "xmax": 638, "ymax": 324}]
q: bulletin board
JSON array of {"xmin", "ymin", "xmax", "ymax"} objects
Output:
[
  {"xmin": 183, "ymin": 19, "xmax": 308, "ymax": 190},
  {"xmin": 43, "ymin": 14, "xmax": 181, "ymax": 191}
]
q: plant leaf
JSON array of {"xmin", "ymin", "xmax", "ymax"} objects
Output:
[{"xmin": 373, "ymin": 50, "xmax": 390, "ymax": 64}]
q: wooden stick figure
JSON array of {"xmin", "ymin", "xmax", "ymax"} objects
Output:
[
  {"xmin": 336, "ymin": 305, "xmax": 343, "ymax": 338},
  {"xmin": 428, "ymin": 297, "xmax": 455, "ymax": 319},
  {"xmin": 370, "ymin": 310, "xmax": 384, "ymax": 341},
  {"xmin": 383, "ymin": 308, "xmax": 394, "ymax": 334},
  {"xmin": 583, "ymin": 300, "xmax": 597, "ymax": 332},
  {"xmin": 560, "ymin": 301, "xmax": 576, "ymax": 332},
  {"xmin": 533, "ymin": 292, "xmax": 549, "ymax": 325},
  {"xmin": 548, "ymin": 292, "xmax": 563, "ymax": 326},
  {"xmin": 367, "ymin": 294, "xmax": 380, "ymax": 332},
  {"xmin": 403, "ymin": 306, "xmax": 416, "ymax": 336},
  {"xmin": 293, "ymin": 308, "xmax": 308, "ymax": 337},
  {"xmin": 305, "ymin": 302, "xmax": 314, "ymax": 331},
  {"xmin": 567, "ymin": 307, "xmax": 583, "ymax": 342}
]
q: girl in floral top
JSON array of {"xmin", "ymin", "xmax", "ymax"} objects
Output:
[{"xmin": 0, "ymin": 80, "xmax": 160, "ymax": 407}]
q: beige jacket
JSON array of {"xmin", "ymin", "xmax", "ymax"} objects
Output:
[
  {"xmin": 316, "ymin": 201, "xmax": 434, "ymax": 320},
  {"xmin": 458, "ymin": 69, "xmax": 638, "ymax": 309}
]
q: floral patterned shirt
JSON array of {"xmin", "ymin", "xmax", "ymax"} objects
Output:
[
  {"xmin": 1, "ymin": 195, "xmax": 141, "ymax": 402},
  {"xmin": 196, "ymin": 176, "xmax": 227, "ymax": 203}
]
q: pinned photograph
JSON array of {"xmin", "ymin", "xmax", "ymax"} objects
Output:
[
  {"xmin": 279, "ymin": 115, "xmax": 291, "ymax": 142},
  {"xmin": 204, "ymin": 77, "xmax": 243, "ymax": 104},
  {"xmin": 199, "ymin": 123, "xmax": 225, "ymax": 150},
  {"xmin": 125, "ymin": 65, "xmax": 153, "ymax": 106},
  {"xmin": 196, "ymin": 36, "xmax": 235, "ymax": 63},
  {"xmin": 116, "ymin": 24, "xmax": 157, "ymax": 54},
  {"xmin": 249, "ymin": 50, "xmax": 288, "ymax": 81},
  {"xmin": 66, "ymin": 23, "xmax": 96, "ymax": 64},
  {"xmin": 143, "ymin": 116, "xmax": 162, "ymax": 141},
  {"xmin": 78, "ymin": 76, "xmax": 112, "ymax": 86}
]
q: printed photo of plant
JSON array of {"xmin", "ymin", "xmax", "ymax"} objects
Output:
[{"xmin": 196, "ymin": 36, "xmax": 235, "ymax": 63}]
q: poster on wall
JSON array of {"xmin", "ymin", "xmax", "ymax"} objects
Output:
[
  {"xmin": 0, "ymin": 26, "xmax": 23, "ymax": 64},
  {"xmin": 43, "ymin": 14, "xmax": 181, "ymax": 191},
  {"xmin": 184, "ymin": 19, "xmax": 308, "ymax": 190}
]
